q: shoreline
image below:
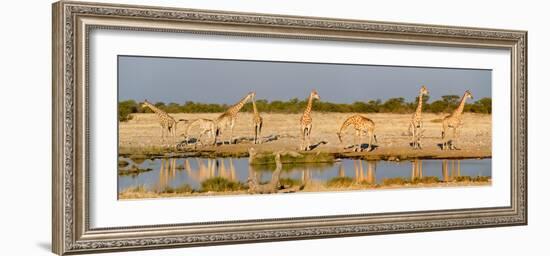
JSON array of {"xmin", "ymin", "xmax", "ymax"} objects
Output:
[
  {"xmin": 119, "ymin": 145, "xmax": 491, "ymax": 161},
  {"xmin": 118, "ymin": 180, "xmax": 491, "ymax": 200}
]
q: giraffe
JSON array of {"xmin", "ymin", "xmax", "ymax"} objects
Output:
[
  {"xmin": 214, "ymin": 92, "xmax": 256, "ymax": 145},
  {"xmin": 181, "ymin": 118, "xmax": 216, "ymax": 148},
  {"xmin": 251, "ymin": 97, "xmax": 263, "ymax": 144},
  {"xmin": 141, "ymin": 100, "xmax": 178, "ymax": 145},
  {"xmin": 441, "ymin": 90, "xmax": 474, "ymax": 150},
  {"xmin": 408, "ymin": 85, "xmax": 429, "ymax": 149},
  {"xmin": 299, "ymin": 90, "xmax": 320, "ymax": 151},
  {"xmin": 336, "ymin": 114, "xmax": 377, "ymax": 152}
]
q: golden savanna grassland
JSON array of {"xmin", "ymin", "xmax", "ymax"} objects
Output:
[{"xmin": 118, "ymin": 112, "xmax": 491, "ymax": 160}]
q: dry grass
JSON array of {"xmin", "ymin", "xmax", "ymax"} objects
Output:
[{"xmin": 119, "ymin": 179, "xmax": 491, "ymax": 199}]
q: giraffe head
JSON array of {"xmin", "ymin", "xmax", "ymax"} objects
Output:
[
  {"xmin": 465, "ymin": 90, "xmax": 474, "ymax": 100},
  {"xmin": 310, "ymin": 90, "xmax": 320, "ymax": 100},
  {"xmin": 141, "ymin": 99, "xmax": 151, "ymax": 108},
  {"xmin": 420, "ymin": 85, "xmax": 429, "ymax": 96},
  {"xmin": 246, "ymin": 91, "xmax": 256, "ymax": 101},
  {"xmin": 336, "ymin": 132, "xmax": 343, "ymax": 143}
]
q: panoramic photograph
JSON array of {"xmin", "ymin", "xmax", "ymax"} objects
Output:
[{"xmin": 117, "ymin": 56, "xmax": 492, "ymax": 199}]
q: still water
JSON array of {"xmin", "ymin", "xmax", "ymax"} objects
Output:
[{"xmin": 118, "ymin": 157, "xmax": 491, "ymax": 193}]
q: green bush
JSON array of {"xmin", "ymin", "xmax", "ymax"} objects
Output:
[
  {"xmin": 118, "ymin": 100, "xmax": 138, "ymax": 121},
  {"xmin": 119, "ymin": 95, "xmax": 492, "ymax": 115}
]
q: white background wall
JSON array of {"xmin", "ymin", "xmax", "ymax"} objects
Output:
[{"xmin": 0, "ymin": 0, "xmax": 547, "ymax": 255}]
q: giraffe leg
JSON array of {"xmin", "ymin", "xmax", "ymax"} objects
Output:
[
  {"xmin": 170, "ymin": 125, "xmax": 176, "ymax": 147},
  {"xmin": 173, "ymin": 124, "xmax": 178, "ymax": 146},
  {"xmin": 253, "ymin": 125, "xmax": 257, "ymax": 144},
  {"xmin": 359, "ymin": 132, "xmax": 366, "ymax": 152},
  {"xmin": 354, "ymin": 130, "xmax": 360, "ymax": 151},
  {"xmin": 410, "ymin": 122, "xmax": 417, "ymax": 149},
  {"xmin": 300, "ymin": 126, "xmax": 305, "ymax": 151},
  {"xmin": 368, "ymin": 131, "xmax": 374, "ymax": 152},
  {"xmin": 306, "ymin": 124, "xmax": 312, "ymax": 151},
  {"xmin": 304, "ymin": 128, "xmax": 308, "ymax": 151},
  {"xmin": 229, "ymin": 119, "xmax": 235, "ymax": 144},
  {"xmin": 417, "ymin": 122, "xmax": 423, "ymax": 149},
  {"xmin": 254, "ymin": 124, "xmax": 259, "ymax": 144},
  {"xmin": 452, "ymin": 127, "xmax": 458, "ymax": 150},
  {"xmin": 257, "ymin": 122, "xmax": 262, "ymax": 144},
  {"xmin": 412, "ymin": 126, "xmax": 417, "ymax": 149},
  {"xmin": 417, "ymin": 132, "xmax": 422, "ymax": 149},
  {"xmin": 160, "ymin": 126, "xmax": 166, "ymax": 147},
  {"xmin": 441, "ymin": 125, "xmax": 448, "ymax": 150}
]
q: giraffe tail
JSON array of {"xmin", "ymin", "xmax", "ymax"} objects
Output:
[{"xmin": 374, "ymin": 134, "xmax": 378, "ymax": 143}]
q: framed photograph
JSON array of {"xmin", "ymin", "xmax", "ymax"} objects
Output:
[{"xmin": 52, "ymin": 1, "xmax": 527, "ymax": 255}]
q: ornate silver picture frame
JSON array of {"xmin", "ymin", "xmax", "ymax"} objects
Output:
[{"xmin": 52, "ymin": 1, "xmax": 527, "ymax": 255}]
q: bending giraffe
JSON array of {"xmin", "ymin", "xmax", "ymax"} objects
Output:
[
  {"xmin": 251, "ymin": 97, "xmax": 263, "ymax": 144},
  {"xmin": 181, "ymin": 118, "xmax": 216, "ymax": 148},
  {"xmin": 141, "ymin": 100, "xmax": 178, "ymax": 145},
  {"xmin": 299, "ymin": 90, "xmax": 320, "ymax": 151},
  {"xmin": 336, "ymin": 114, "xmax": 377, "ymax": 152},
  {"xmin": 214, "ymin": 92, "xmax": 256, "ymax": 145},
  {"xmin": 408, "ymin": 85, "xmax": 429, "ymax": 149},
  {"xmin": 441, "ymin": 90, "xmax": 474, "ymax": 150}
]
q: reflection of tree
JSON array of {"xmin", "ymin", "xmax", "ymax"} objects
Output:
[{"xmin": 247, "ymin": 153, "xmax": 283, "ymax": 194}]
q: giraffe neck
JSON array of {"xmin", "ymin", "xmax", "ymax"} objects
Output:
[
  {"xmin": 252, "ymin": 100, "xmax": 259, "ymax": 115},
  {"xmin": 144, "ymin": 102, "xmax": 167, "ymax": 117},
  {"xmin": 338, "ymin": 119, "xmax": 352, "ymax": 134},
  {"xmin": 304, "ymin": 94, "xmax": 314, "ymax": 117},
  {"xmin": 452, "ymin": 92, "xmax": 469, "ymax": 117},
  {"xmin": 227, "ymin": 95, "xmax": 250, "ymax": 116},
  {"xmin": 415, "ymin": 92, "xmax": 424, "ymax": 116}
]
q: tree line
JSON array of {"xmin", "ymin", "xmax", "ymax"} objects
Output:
[{"xmin": 119, "ymin": 95, "xmax": 491, "ymax": 121}]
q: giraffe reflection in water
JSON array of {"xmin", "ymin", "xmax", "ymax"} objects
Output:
[
  {"xmin": 411, "ymin": 159, "xmax": 423, "ymax": 180},
  {"xmin": 156, "ymin": 157, "xmax": 238, "ymax": 191},
  {"xmin": 117, "ymin": 156, "xmax": 490, "ymax": 195},
  {"xmin": 183, "ymin": 158, "xmax": 237, "ymax": 182},
  {"xmin": 157, "ymin": 158, "xmax": 177, "ymax": 192},
  {"xmin": 441, "ymin": 159, "xmax": 461, "ymax": 182},
  {"xmin": 336, "ymin": 160, "xmax": 377, "ymax": 184}
]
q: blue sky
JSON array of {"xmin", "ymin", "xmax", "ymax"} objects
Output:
[{"xmin": 118, "ymin": 55, "xmax": 491, "ymax": 104}]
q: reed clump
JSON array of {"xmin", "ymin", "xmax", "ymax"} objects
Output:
[
  {"xmin": 200, "ymin": 177, "xmax": 246, "ymax": 192},
  {"xmin": 161, "ymin": 184, "xmax": 194, "ymax": 194},
  {"xmin": 382, "ymin": 177, "xmax": 407, "ymax": 186},
  {"xmin": 411, "ymin": 176, "xmax": 440, "ymax": 184},
  {"xmin": 326, "ymin": 177, "xmax": 354, "ymax": 187}
]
